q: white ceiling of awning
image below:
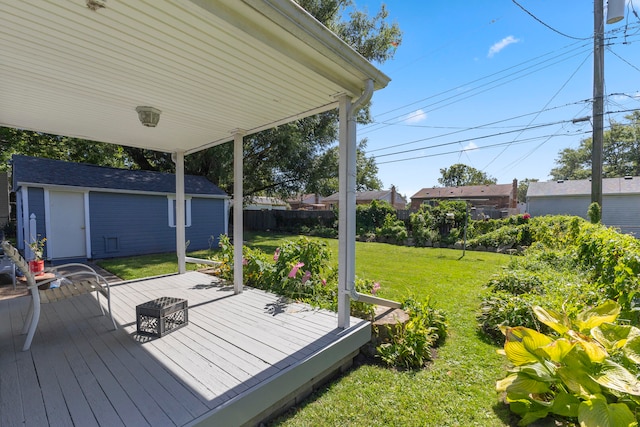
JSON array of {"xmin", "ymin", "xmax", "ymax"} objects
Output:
[{"xmin": 0, "ymin": 0, "xmax": 389, "ymax": 155}]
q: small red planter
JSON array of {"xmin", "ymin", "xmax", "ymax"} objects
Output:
[{"xmin": 28, "ymin": 260, "xmax": 45, "ymax": 276}]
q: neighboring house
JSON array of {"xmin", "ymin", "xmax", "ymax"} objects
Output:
[
  {"xmin": 526, "ymin": 176, "xmax": 640, "ymax": 236},
  {"xmin": 0, "ymin": 172, "xmax": 10, "ymax": 228},
  {"xmin": 323, "ymin": 187, "xmax": 407, "ymax": 210},
  {"xmin": 12, "ymin": 155, "xmax": 229, "ymax": 260},
  {"xmin": 244, "ymin": 196, "xmax": 288, "ymax": 211},
  {"xmin": 287, "ymin": 193, "xmax": 326, "ymax": 210},
  {"xmin": 410, "ymin": 179, "xmax": 519, "ymax": 212}
]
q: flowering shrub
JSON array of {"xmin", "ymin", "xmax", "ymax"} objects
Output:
[{"xmin": 213, "ymin": 235, "xmax": 375, "ymax": 318}]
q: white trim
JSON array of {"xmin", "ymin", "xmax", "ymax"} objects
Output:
[
  {"xmin": 224, "ymin": 198, "xmax": 230, "ymax": 235},
  {"xmin": 43, "ymin": 189, "xmax": 51, "ymax": 260},
  {"xmin": 15, "ymin": 181, "xmax": 229, "ymax": 199},
  {"xmin": 84, "ymin": 193, "xmax": 91, "ymax": 259},
  {"xmin": 167, "ymin": 196, "xmax": 192, "ymax": 228},
  {"xmin": 21, "ymin": 187, "xmax": 29, "ymax": 254}
]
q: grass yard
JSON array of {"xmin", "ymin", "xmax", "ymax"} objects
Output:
[{"xmin": 97, "ymin": 233, "xmax": 514, "ymax": 426}]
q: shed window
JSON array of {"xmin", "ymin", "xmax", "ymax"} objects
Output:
[{"xmin": 168, "ymin": 197, "xmax": 192, "ymax": 228}]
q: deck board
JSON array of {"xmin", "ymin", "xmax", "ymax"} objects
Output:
[{"xmin": 0, "ymin": 271, "xmax": 371, "ymax": 426}]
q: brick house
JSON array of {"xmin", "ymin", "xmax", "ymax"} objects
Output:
[{"xmin": 410, "ymin": 179, "xmax": 518, "ymax": 211}]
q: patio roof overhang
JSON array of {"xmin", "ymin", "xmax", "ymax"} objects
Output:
[{"xmin": 0, "ymin": 0, "xmax": 390, "ymax": 154}]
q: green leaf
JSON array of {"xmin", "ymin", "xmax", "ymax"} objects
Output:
[
  {"xmin": 549, "ymin": 391, "xmax": 580, "ymax": 418},
  {"xmin": 539, "ymin": 338, "xmax": 575, "ymax": 363},
  {"xmin": 592, "ymin": 359, "xmax": 640, "ymax": 396},
  {"xmin": 557, "ymin": 349, "xmax": 601, "ymax": 397},
  {"xmin": 592, "ymin": 323, "xmax": 634, "ymax": 352},
  {"xmin": 578, "ymin": 394, "xmax": 637, "ymax": 427},
  {"xmin": 623, "ymin": 335, "xmax": 640, "ymax": 364},
  {"xmin": 519, "ymin": 410, "xmax": 551, "ymax": 427},
  {"xmin": 504, "ymin": 327, "xmax": 553, "ymax": 366},
  {"xmin": 533, "ymin": 305, "xmax": 570, "ymax": 335},
  {"xmin": 503, "ymin": 373, "xmax": 551, "ymax": 399},
  {"xmin": 575, "ymin": 300, "xmax": 621, "ymax": 333}
]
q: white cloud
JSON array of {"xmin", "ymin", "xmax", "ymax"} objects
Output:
[
  {"xmin": 488, "ymin": 35, "xmax": 520, "ymax": 58},
  {"xmin": 463, "ymin": 142, "xmax": 478, "ymax": 151},
  {"xmin": 404, "ymin": 109, "xmax": 427, "ymax": 124}
]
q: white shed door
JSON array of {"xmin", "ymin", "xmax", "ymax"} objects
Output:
[{"xmin": 49, "ymin": 191, "xmax": 86, "ymax": 258}]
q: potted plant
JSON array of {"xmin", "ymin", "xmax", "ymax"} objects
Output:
[{"xmin": 27, "ymin": 236, "xmax": 46, "ymax": 276}]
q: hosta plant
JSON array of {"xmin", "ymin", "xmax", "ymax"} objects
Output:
[{"xmin": 497, "ymin": 300, "xmax": 640, "ymax": 426}]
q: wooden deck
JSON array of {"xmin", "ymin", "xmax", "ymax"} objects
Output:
[{"xmin": 0, "ymin": 272, "xmax": 371, "ymax": 426}]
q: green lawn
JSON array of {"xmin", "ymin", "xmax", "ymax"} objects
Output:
[{"xmin": 97, "ymin": 233, "xmax": 514, "ymax": 426}]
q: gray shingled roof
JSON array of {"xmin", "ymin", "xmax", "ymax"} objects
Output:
[
  {"xmin": 527, "ymin": 177, "xmax": 640, "ymax": 197},
  {"xmin": 323, "ymin": 189, "xmax": 407, "ymax": 204},
  {"xmin": 411, "ymin": 183, "xmax": 513, "ymax": 199},
  {"xmin": 12, "ymin": 155, "xmax": 226, "ymax": 196}
]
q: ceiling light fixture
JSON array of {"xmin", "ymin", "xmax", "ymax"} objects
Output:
[{"xmin": 135, "ymin": 106, "xmax": 161, "ymax": 128}]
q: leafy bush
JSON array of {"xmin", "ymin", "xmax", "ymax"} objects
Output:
[
  {"xmin": 377, "ymin": 297, "xmax": 448, "ymax": 370},
  {"xmin": 497, "ymin": 301, "xmax": 640, "ymax": 427},
  {"xmin": 376, "ymin": 213, "xmax": 408, "ymax": 243},
  {"xmin": 587, "ymin": 201, "xmax": 601, "ymax": 224},
  {"xmin": 356, "ymin": 200, "xmax": 396, "ymax": 234},
  {"xmin": 409, "ymin": 207, "xmax": 438, "ymax": 246}
]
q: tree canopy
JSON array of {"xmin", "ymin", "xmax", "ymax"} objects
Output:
[
  {"xmin": 0, "ymin": 0, "xmax": 401, "ymax": 199},
  {"xmin": 550, "ymin": 111, "xmax": 640, "ymax": 180},
  {"xmin": 437, "ymin": 163, "xmax": 497, "ymax": 187}
]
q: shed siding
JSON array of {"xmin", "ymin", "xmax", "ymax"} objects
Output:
[
  {"xmin": 186, "ymin": 198, "xmax": 226, "ymax": 250},
  {"xmin": 89, "ymin": 192, "xmax": 175, "ymax": 258},
  {"xmin": 26, "ymin": 187, "xmax": 47, "ymax": 240},
  {"xmin": 603, "ymin": 195, "xmax": 640, "ymax": 236},
  {"xmin": 527, "ymin": 196, "xmax": 589, "ymax": 219},
  {"xmin": 89, "ymin": 192, "xmax": 226, "ymax": 259}
]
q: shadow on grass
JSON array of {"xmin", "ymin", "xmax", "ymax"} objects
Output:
[{"xmin": 492, "ymin": 401, "xmax": 522, "ymax": 427}]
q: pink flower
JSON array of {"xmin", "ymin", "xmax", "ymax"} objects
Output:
[
  {"xmin": 288, "ymin": 262, "xmax": 304, "ymax": 278},
  {"xmin": 321, "ymin": 278, "xmax": 327, "ymax": 287},
  {"xmin": 273, "ymin": 248, "xmax": 280, "ymax": 261},
  {"xmin": 372, "ymin": 282, "xmax": 381, "ymax": 295},
  {"xmin": 523, "ymin": 213, "xmax": 531, "ymax": 220},
  {"xmin": 301, "ymin": 270, "xmax": 311, "ymax": 284},
  {"xmin": 242, "ymin": 257, "xmax": 248, "ymax": 266}
]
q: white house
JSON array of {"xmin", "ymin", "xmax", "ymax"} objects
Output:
[{"xmin": 526, "ymin": 176, "xmax": 640, "ymax": 236}]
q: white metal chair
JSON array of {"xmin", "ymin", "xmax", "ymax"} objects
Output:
[{"xmin": 1, "ymin": 241, "xmax": 116, "ymax": 351}]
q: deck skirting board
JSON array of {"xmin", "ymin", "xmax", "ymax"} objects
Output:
[{"xmin": 188, "ymin": 319, "xmax": 371, "ymax": 427}]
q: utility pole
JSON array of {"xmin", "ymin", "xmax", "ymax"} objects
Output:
[{"xmin": 592, "ymin": 0, "xmax": 604, "ymax": 208}]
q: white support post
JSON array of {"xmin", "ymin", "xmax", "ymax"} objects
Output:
[
  {"xmin": 337, "ymin": 94, "xmax": 354, "ymax": 329},
  {"xmin": 28, "ymin": 213, "xmax": 37, "ymax": 260},
  {"xmin": 233, "ymin": 131, "xmax": 245, "ymax": 294},
  {"xmin": 174, "ymin": 150, "xmax": 187, "ymax": 274}
]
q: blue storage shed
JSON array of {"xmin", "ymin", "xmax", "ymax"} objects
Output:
[{"xmin": 12, "ymin": 155, "xmax": 229, "ymax": 260}]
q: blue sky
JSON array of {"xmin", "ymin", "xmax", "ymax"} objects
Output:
[{"xmin": 353, "ymin": 0, "xmax": 640, "ymax": 199}]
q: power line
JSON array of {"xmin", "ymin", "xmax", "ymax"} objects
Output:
[
  {"xmin": 361, "ymin": 26, "xmax": 640, "ymax": 137},
  {"xmin": 360, "ymin": 40, "xmax": 593, "ymax": 134},
  {"xmin": 511, "ymin": 0, "xmax": 591, "ymax": 40},
  {"xmin": 367, "ymin": 99, "xmax": 590, "ymax": 154},
  {"xmin": 373, "ymin": 120, "xmax": 575, "ymax": 159},
  {"xmin": 481, "ymin": 48, "xmax": 592, "ymax": 170},
  {"xmin": 376, "ymin": 132, "xmax": 589, "ymax": 166}
]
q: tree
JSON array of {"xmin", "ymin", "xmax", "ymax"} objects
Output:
[
  {"xmin": 517, "ymin": 178, "xmax": 538, "ymax": 202},
  {"xmin": 550, "ymin": 111, "xmax": 640, "ymax": 180},
  {"xmin": 0, "ymin": 128, "xmax": 127, "ymax": 171},
  {"xmin": 437, "ymin": 164, "xmax": 497, "ymax": 187},
  {"xmin": 305, "ymin": 139, "xmax": 383, "ymax": 196}
]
